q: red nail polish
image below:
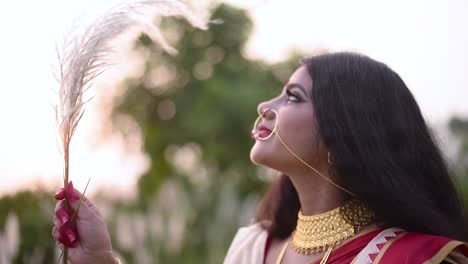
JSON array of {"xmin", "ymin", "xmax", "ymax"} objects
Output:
[
  {"xmin": 66, "ymin": 231, "xmax": 77, "ymax": 244},
  {"xmin": 59, "ymin": 224, "xmax": 78, "ymax": 247},
  {"xmin": 59, "ymin": 234, "xmax": 76, "ymax": 247},
  {"xmin": 65, "ymin": 181, "xmax": 79, "ymax": 203},
  {"xmin": 54, "ymin": 189, "xmax": 65, "ymax": 200},
  {"xmin": 56, "ymin": 207, "xmax": 69, "ymax": 224},
  {"xmin": 58, "ymin": 234, "xmax": 69, "ymax": 247}
]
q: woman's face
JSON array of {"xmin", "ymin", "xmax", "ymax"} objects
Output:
[{"xmin": 250, "ymin": 66, "xmax": 326, "ymax": 174}]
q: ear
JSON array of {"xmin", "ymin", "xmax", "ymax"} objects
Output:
[{"xmin": 316, "ymin": 139, "xmax": 329, "ymax": 160}]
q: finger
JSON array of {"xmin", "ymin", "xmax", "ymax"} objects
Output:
[
  {"xmin": 55, "ymin": 200, "xmax": 72, "ymax": 225},
  {"xmin": 53, "ymin": 216, "xmax": 62, "ymax": 228},
  {"xmin": 68, "ymin": 190, "xmax": 103, "ymax": 220},
  {"xmin": 58, "ymin": 224, "xmax": 78, "ymax": 248},
  {"xmin": 57, "ymin": 181, "xmax": 103, "ymax": 221},
  {"xmin": 54, "ymin": 188, "xmax": 65, "ymax": 200},
  {"xmin": 52, "ymin": 226, "xmax": 60, "ymax": 240},
  {"xmin": 82, "ymin": 197, "xmax": 103, "ymax": 217},
  {"xmin": 55, "ymin": 181, "xmax": 80, "ymax": 202},
  {"xmin": 65, "ymin": 181, "xmax": 81, "ymax": 203},
  {"xmin": 56, "ymin": 241, "xmax": 64, "ymax": 250},
  {"xmin": 54, "ymin": 200, "xmax": 65, "ymax": 213},
  {"xmin": 55, "ymin": 207, "xmax": 70, "ymax": 225},
  {"xmin": 70, "ymin": 200, "xmax": 103, "ymax": 223}
]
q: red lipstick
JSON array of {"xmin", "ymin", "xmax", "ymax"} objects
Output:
[
  {"xmin": 257, "ymin": 124, "xmax": 272, "ymax": 138},
  {"xmin": 258, "ymin": 124, "xmax": 272, "ymax": 132}
]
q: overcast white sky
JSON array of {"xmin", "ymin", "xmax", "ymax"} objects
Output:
[{"xmin": 0, "ymin": 0, "xmax": 467, "ymax": 196}]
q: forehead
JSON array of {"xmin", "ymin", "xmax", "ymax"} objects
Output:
[{"xmin": 287, "ymin": 66, "xmax": 312, "ymax": 91}]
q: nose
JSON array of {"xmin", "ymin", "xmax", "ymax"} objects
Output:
[{"xmin": 257, "ymin": 102, "xmax": 276, "ymax": 120}]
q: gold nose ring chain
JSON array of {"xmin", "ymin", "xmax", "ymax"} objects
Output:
[{"xmin": 253, "ymin": 109, "xmax": 356, "ymax": 198}]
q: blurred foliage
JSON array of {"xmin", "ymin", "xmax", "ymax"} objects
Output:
[
  {"xmin": 0, "ymin": 191, "xmax": 56, "ymax": 263},
  {"xmin": 449, "ymin": 117, "xmax": 468, "ymax": 205},
  {"xmin": 106, "ymin": 3, "xmax": 300, "ymax": 263},
  {"xmin": 0, "ymin": 3, "xmax": 302, "ymax": 263}
]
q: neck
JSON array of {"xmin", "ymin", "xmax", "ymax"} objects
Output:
[{"xmin": 287, "ymin": 165, "xmax": 344, "ymax": 216}]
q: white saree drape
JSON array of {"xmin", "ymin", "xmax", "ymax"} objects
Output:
[{"xmin": 223, "ymin": 223, "xmax": 268, "ymax": 264}]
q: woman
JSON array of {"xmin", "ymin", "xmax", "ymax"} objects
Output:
[{"xmin": 52, "ymin": 52, "xmax": 468, "ymax": 263}]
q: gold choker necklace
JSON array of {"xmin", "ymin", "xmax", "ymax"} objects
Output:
[{"xmin": 291, "ymin": 199, "xmax": 373, "ymax": 255}]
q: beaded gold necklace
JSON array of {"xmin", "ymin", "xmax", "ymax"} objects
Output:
[{"xmin": 275, "ymin": 200, "xmax": 373, "ymax": 264}]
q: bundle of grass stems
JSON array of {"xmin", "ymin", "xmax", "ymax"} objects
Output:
[{"xmin": 53, "ymin": 1, "xmax": 208, "ymax": 262}]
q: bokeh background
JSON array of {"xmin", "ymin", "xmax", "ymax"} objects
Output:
[{"xmin": 1, "ymin": 0, "xmax": 468, "ymax": 263}]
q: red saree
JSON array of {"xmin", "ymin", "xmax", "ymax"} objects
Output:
[
  {"xmin": 326, "ymin": 229, "xmax": 467, "ymax": 264},
  {"xmin": 264, "ymin": 228, "xmax": 468, "ymax": 264},
  {"xmin": 374, "ymin": 232, "xmax": 468, "ymax": 264}
]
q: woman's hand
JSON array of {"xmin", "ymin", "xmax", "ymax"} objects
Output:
[{"xmin": 52, "ymin": 181, "xmax": 118, "ymax": 264}]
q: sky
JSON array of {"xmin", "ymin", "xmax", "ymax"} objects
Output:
[{"xmin": 0, "ymin": 0, "xmax": 467, "ymax": 196}]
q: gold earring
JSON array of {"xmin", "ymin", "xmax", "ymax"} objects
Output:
[{"xmin": 328, "ymin": 152, "xmax": 334, "ymax": 165}]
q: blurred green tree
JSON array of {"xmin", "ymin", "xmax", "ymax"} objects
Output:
[
  {"xmin": 0, "ymin": 191, "xmax": 56, "ymax": 263},
  {"xmin": 0, "ymin": 3, "xmax": 305, "ymax": 264},
  {"xmin": 449, "ymin": 117, "xmax": 468, "ymax": 204},
  {"xmin": 107, "ymin": 3, "xmax": 301, "ymax": 263}
]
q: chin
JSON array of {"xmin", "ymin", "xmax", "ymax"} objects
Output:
[
  {"xmin": 250, "ymin": 142, "xmax": 268, "ymax": 166},
  {"xmin": 250, "ymin": 142, "xmax": 281, "ymax": 170}
]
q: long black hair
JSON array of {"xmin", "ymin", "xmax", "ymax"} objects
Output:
[{"xmin": 256, "ymin": 52, "xmax": 468, "ymax": 241}]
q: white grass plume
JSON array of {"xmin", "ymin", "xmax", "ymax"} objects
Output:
[
  {"xmin": 53, "ymin": 1, "xmax": 207, "ymax": 262},
  {"xmin": 54, "ymin": 0, "xmax": 207, "ymax": 182}
]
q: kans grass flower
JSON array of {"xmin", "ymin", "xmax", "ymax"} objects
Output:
[{"xmin": 53, "ymin": 1, "xmax": 209, "ymax": 262}]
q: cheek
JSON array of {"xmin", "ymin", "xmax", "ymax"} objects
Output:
[{"xmin": 278, "ymin": 109, "xmax": 318, "ymax": 156}]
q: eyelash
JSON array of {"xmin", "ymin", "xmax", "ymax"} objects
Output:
[{"xmin": 286, "ymin": 90, "xmax": 302, "ymax": 103}]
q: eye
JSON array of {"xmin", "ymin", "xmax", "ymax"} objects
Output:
[{"xmin": 286, "ymin": 89, "xmax": 302, "ymax": 103}]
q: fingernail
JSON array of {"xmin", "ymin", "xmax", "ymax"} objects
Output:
[
  {"xmin": 56, "ymin": 207, "xmax": 69, "ymax": 224},
  {"xmin": 54, "ymin": 189, "xmax": 65, "ymax": 200},
  {"xmin": 66, "ymin": 231, "xmax": 77, "ymax": 244},
  {"xmin": 59, "ymin": 234, "xmax": 74, "ymax": 247},
  {"xmin": 65, "ymin": 181, "xmax": 79, "ymax": 203},
  {"xmin": 59, "ymin": 225, "xmax": 78, "ymax": 247},
  {"xmin": 72, "ymin": 190, "xmax": 81, "ymax": 201},
  {"xmin": 66, "ymin": 181, "xmax": 74, "ymax": 194}
]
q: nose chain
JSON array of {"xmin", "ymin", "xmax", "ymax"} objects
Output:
[{"xmin": 253, "ymin": 109, "xmax": 356, "ymax": 197}]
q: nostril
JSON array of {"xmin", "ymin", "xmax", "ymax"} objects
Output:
[
  {"xmin": 262, "ymin": 108, "xmax": 276, "ymax": 120},
  {"xmin": 261, "ymin": 108, "xmax": 270, "ymax": 116},
  {"xmin": 258, "ymin": 107, "xmax": 267, "ymax": 117}
]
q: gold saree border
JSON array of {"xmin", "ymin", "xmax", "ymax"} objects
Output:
[{"xmin": 422, "ymin": 240, "xmax": 467, "ymax": 264}]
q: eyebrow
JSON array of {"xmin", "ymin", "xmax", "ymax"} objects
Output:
[{"xmin": 285, "ymin": 83, "xmax": 309, "ymax": 97}]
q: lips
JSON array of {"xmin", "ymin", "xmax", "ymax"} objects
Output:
[
  {"xmin": 258, "ymin": 124, "xmax": 272, "ymax": 132},
  {"xmin": 252, "ymin": 124, "xmax": 272, "ymax": 139},
  {"xmin": 258, "ymin": 130, "xmax": 271, "ymax": 138}
]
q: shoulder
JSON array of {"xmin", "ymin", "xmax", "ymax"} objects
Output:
[
  {"xmin": 375, "ymin": 231, "xmax": 468, "ymax": 264},
  {"xmin": 223, "ymin": 222, "xmax": 269, "ymax": 264}
]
